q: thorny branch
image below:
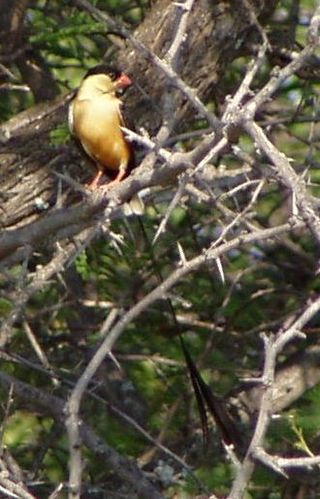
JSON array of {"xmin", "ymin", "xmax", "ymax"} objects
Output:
[
  {"xmin": 228, "ymin": 296, "xmax": 320, "ymax": 499},
  {"xmin": 1, "ymin": 1, "xmax": 320, "ymax": 498},
  {"xmin": 73, "ymin": 0, "xmax": 220, "ymax": 128},
  {"xmin": 65, "ymin": 218, "xmax": 304, "ymax": 496},
  {"xmin": 0, "ymin": 370, "xmax": 164, "ymax": 499}
]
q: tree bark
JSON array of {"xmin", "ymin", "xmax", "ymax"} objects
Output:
[{"xmin": 0, "ymin": 0, "xmax": 279, "ymax": 250}]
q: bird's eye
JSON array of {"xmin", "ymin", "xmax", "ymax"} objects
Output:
[
  {"xmin": 115, "ymin": 88, "xmax": 124, "ymax": 97},
  {"xmin": 108, "ymin": 70, "xmax": 119, "ymax": 81}
]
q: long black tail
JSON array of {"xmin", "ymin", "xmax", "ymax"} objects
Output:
[{"xmin": 136, "ymin": 216, "xmax": 242, "ymax": 450}]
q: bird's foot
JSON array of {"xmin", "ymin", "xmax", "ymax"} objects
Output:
[
  {"xmin": 86, "ymin": 170, "xmax": 104, "ymax": 190},
  {"xmin": 99, "ymin": 179, "xmax": 121, "ymax": 192}
]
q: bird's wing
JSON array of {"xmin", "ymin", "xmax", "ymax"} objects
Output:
[
  {"xmin": 118, "ymin": 98, "xmax": 135, "ymax": 131},
  {"xmin": 116, "ymin": 101, "xmax": 136, "ymax": 170}
]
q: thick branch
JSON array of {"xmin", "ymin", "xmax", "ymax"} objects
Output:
[{"xmin": 0, "ymin": 371, "xmax": 164, "ymax": 499}]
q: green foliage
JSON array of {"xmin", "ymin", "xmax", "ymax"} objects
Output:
[
  {"xmin": 49, "ymin": 123, "xmax": 70, "ymax": 145},
  {"xmin": 294, "ymin": 384, "xmax": 320, "ymax": 440},
  {"xmin": 2, "ymin": 0, "xmax": 320, "ymax": 497},
  {"xmin": 96, "ymin": 412, "xmax": 146, "ymax": 455},
  {"xmin": 4, "ymin": 412, "xmax": 42, "ymax": 449},
  {"xmin": 193, "ymin": 462, "xmax": 233, "ymax": 496},
  {"xmin": 0, "ymin": 297, "xmax": 12, "ymax": 315}
]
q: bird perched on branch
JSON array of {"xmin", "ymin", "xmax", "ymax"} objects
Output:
[
  {"xmin": 69, "ymin": 66, "xmax": 242, "ymax": 451},
  {"xmin": 69, "ymin": 64, "xmax": 143, "ymax": 213}
]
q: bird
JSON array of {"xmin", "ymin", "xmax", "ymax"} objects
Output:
[
  {"xmin": 69, "ymin": 64, "xmax": 143, "ymax": 213},
  {"xmin": 69, "ymin": 67, "xmax": 242, "ymax": 450}
]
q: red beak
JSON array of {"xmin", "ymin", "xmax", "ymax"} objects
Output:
[{"xmin": 116, "ymin": 73, "xmax": 133, "ymax": 89}]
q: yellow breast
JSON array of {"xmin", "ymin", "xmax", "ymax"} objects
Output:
[{"xmin": 73, "ymin": 95, "xmax": 131, "ymax": 171}]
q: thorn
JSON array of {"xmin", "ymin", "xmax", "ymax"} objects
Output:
[
  {"xmin": 108, "ymin": 351, "xmax": 122, "ymax": 371},
  {"xmin": 292, "ymin": 191, "xmax": 298, "ymax": 216},
  {"xmin": 177, "ymin": 242, "xmax": 187, "ymax": 266},
  {"xmin": 215, "ymin": 256, "xmax": 225, "ymax": 284}
]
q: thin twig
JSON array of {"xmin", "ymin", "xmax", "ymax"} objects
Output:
[
  {"xmin": 64, "ymin": 219, "xmax": 304, "ymax": 497},
  {"xmin": 228, "ymin": 296, "xmax": 320, "ymax": 499}
]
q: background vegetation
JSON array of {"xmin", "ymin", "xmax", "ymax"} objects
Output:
[{"xmin": 1, "ymin": 0, "xmax": 320, "ymax": 498}]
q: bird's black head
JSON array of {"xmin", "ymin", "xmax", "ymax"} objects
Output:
[
  {"xmin": 83, "ymin": 64, "xmax": 133, "ymax": 96},
  {"xmin": 84, "ymin": 64, "xmax": 123, "ymax": 81}
]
